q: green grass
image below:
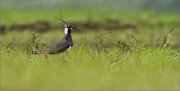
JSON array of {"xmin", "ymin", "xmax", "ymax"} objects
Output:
[
  {"xmin": 1, "ymin": 43, "xmax": 179, "ymax": 90},
  {"xmin": 0, "ymin": 30, "xmax": 180, "ymax": 90},
  {"xmin": 0, "ymin": 9, "xmax": 180, "ymax": 25}
]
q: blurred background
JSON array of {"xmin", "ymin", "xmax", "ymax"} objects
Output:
[
  {"xmin": 0, "ymin": 0, "xmax": 180, "ymax": 47},
  {"xmin": 1, "ymin": 0, "xmax": 180, "ymax": 12}
]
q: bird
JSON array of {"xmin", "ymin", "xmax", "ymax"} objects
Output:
[
  {"xmin": 33, "ymin": 15, "xmax": 73, "ymax": 54},
  {"xmin": 46, "ymin": 24, "xmax": 73, "ymax": 54}
]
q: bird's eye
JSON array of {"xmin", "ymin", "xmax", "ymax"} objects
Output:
[{"xmin": 65, "ymin": 24, "xmax": 73, "ymax": 28}]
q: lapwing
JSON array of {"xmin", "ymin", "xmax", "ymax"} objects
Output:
[{"xmin": 33, "ymin": 15, "xmax": 73, "ymax": 54}]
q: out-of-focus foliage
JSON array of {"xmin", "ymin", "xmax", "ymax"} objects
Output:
[{"xmin": 1, "ymin": 0, "xmax": 180, "ymax": 12}]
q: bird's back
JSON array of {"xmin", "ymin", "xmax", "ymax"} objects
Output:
[{"xmin": 47, "ymin": 39, "xmax": 72, "ymax": 54}]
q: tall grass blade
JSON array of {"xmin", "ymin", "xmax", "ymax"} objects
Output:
[{"xmin": 161, "ymin": 27, "xmax": 174, "ymax": 48}]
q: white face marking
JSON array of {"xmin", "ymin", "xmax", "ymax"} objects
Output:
[{"xmin": 64, "ymin": 27, "xmax": 68, "ymax": 34}]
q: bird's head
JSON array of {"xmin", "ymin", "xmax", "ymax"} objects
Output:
[
  {"xmin": 64, "ymin": 24, "xmax": 73, "ymax": 34},
  {"xmin": 56, "ymin": 13, "xmax": 73, "ymax": 34}
]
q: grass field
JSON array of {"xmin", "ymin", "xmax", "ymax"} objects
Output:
[{"xmin": 0, "ymin": 9, "xmax": 180, "ymax": 90}]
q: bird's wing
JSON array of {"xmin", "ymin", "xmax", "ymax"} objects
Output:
[{"xmin": 47, "ymin": 39, "xmax": 71, "ymax": 54}]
